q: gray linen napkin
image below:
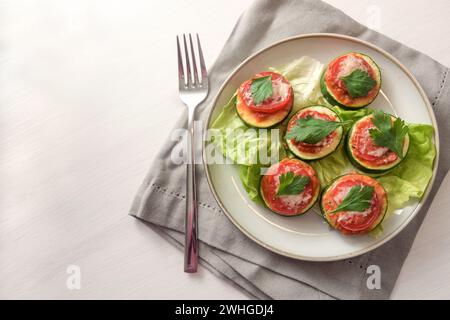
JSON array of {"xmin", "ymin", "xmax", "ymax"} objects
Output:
[{"xmin": 130, "ymin": 0, "xmax": 450, "ymax": 299}]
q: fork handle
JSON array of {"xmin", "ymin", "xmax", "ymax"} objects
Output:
[{"xmin": 184, "ymin": 114, "xmax": 198, "ymax": 273}]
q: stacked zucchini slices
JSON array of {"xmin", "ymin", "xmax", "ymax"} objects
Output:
[
  {"xmin": 346, "ymin": 112, "xmax": 410, "ymax": 174},
  {"xmin": 285, "ymin": 106, "xmax": 345, "ymax": 161},
  {"xmin": 235, "ymin": 52, "xmax": 409, "ymax": 235},
  {"xmin": 321, "ymin": 52, "xmax": 381, "ymax": 109},
  {"xmin": 320, "ymin": 173, "xmax": 388, "ymax": 235}
]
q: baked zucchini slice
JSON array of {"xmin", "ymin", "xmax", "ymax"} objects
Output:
[
  {"xmin": 285, "ymin": 106, "xmax": 344, "ymax": 161},
  {"xmin": 320, "ymin": 173, "xmax": 388, "ymax": 235},
  {"xmin": 236, "ymin": 71, "xmax": 293, "ymax": 128},
  {"xmin": 260, "ymin": 158, "xmax": 320, "ymax": 216}
]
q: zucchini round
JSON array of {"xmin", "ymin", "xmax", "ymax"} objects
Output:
[
  {"xmin": 285, "ymin": 106, "xmax": 344, "ymax": 161},
  {"xmin": 320, "ymin": 173, "xmax": 388, "ymax": 235},
  {"xmin": 346, "ymin": 114, "xmax": 410, "ymax": 174},
  {"xmin": 321, "ymin": 52, "xmax": 381, "ymax": 109},
  {"xmin": 260, "ymin": 158, "xmax": 320, "ymax": 216}
]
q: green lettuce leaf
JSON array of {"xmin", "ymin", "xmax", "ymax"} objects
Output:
[
  {"xmin": 312, "ymin": 119, "xmax": 436, "ymax": 218},
  {"xmin": 235, "ymin": 110, "xmax": 436, "ymax": 238}
]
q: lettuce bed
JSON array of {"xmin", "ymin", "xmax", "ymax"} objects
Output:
[{"xmin": 210, "ymin": 56, "xmax": 436, "ymax": 232}]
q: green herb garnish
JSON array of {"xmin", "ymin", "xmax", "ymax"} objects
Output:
[
  {"xmin": 286, "ymin": 116, "xmax": 351, "ymax": 144},
  {"xmin": 369, "ymin": 110, "xmax": 409, "ymax": 159},
  {"xmin": 276, "ymin": 172, "xmax": 310, "ymax": 196},
  {"xmin": 341, "ymin": 69, "xmax": 376, "ymax": 98},
  {"xmin": 250, "ymin": 76, "xmax": 273, "ymax": 104},
  {"xmin": 330, "ymin": 185, "xmax": 374, "ymax": 214}
]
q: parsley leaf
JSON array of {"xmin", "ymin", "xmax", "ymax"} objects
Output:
[
  {"xmin": 330, "ymin": 185, "xmax": 374, "ymax": 214},
  {"xmin": 276, "ymin": 172, "xmax": 310, "ymax": 196},
  {"xmin": 369, "ymin": 110, "xmax": 409, "ymax": 159},
  {"xmin": 250, "ymin": 76, "xmax": 273, "ymax": 105},
  {"xmin": 341, "ymin": 69, "xmax": 376, "ymax": 98},
  {"xmin": 286, "ymin": 116, "xmax": 351, "ymax": 144}
]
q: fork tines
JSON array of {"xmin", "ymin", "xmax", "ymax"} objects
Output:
[{"xmin": 177, "ymin": 34, "xmax": 207, "ymax": 88}]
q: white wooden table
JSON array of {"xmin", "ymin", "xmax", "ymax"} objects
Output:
[{"xmin": 1, "ymin": 0, "xmax": 449, "ymax": 299}]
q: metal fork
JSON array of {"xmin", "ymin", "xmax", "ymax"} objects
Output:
[{"xmin": 176, "ymin": 34, "xmax": 209, "ymax": 273}]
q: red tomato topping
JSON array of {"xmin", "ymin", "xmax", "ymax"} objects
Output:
[
  {"xmin": 287, "ymin": 108, "xmax": 338, "ymax": 155},
  {"xmin": 322, "ymin": 174, "xmax": 386, "ymax": 234},
  {"xmin": 238, "ymin": 71, "xmax": 293, "ymax": 114},
  {"xmin": 350, "ymin": 116, "xmax": 398, "ymax": 166},
  {"xmin": 260, "ymin": 159, "xmax": 320, "ymax": 216},
  {"xmin": 324, "ymin": 53, "xmax": 379, "ymax": 105}
]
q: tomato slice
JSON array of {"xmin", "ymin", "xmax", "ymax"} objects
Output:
[
  {"xmin": 260, "ymin": 159, "xmax": 320, "ymax": 216},
  {"xmin": 238, "ymin": 71, "xmax": 293, "ymax": 114}
]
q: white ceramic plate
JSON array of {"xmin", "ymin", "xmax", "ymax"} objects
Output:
[{"xmin": 203, "ymin": 34, "xmax": 439, "ymax": 261}]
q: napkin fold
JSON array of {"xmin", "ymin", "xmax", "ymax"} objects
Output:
[{"xmin": 130, "ymin": 0, "xmax": 450, "ymax": 299}]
